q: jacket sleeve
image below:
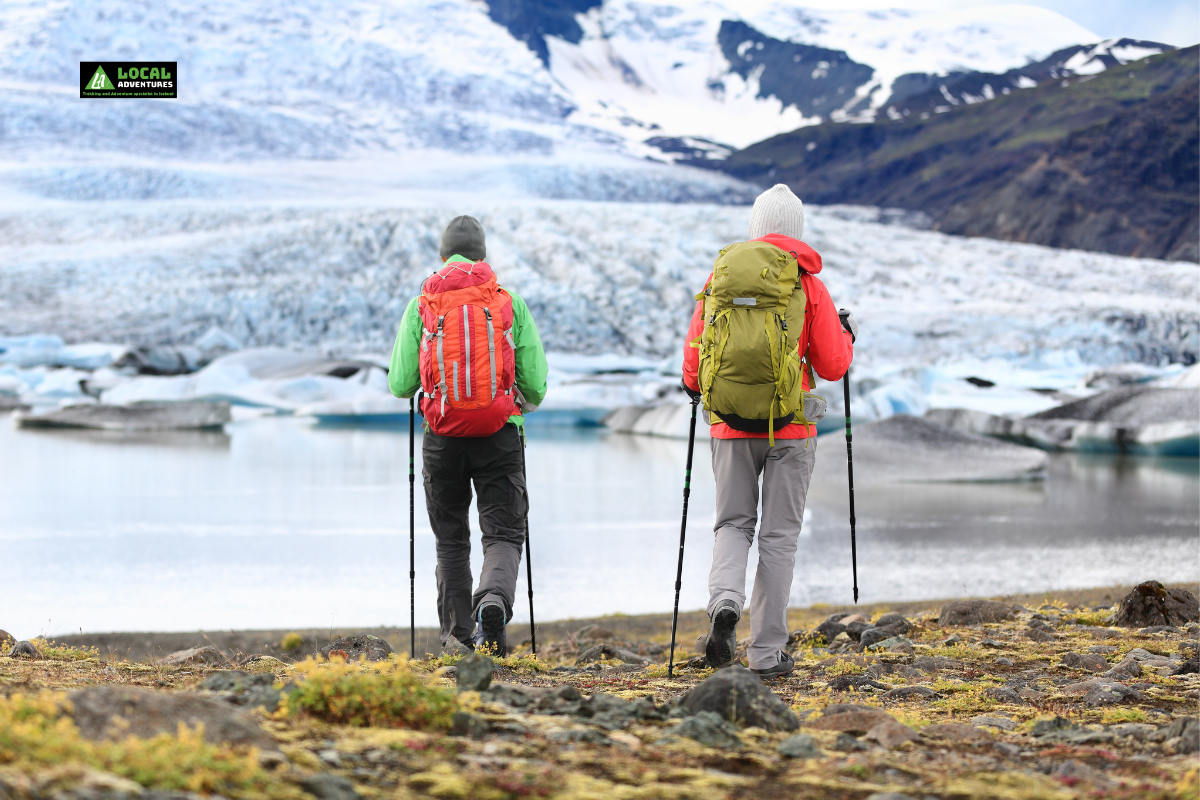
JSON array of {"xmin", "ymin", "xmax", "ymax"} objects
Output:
[
  {"xmin": 388, "ymin": 297, "xmax": 423, "ymax": 399},
  {"xmin": 803, "ymin": 274, "xmax": 854, "ymax": 382},
  {"xmin": 509, "ymin": 291, "xmax": 549, "ymax": 410},
  {"xmin": 681, "ymin": 275, "xmax": 711, "ymax": 393}
]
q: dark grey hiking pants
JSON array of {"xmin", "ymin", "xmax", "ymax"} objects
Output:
[
  {"xmin": 422, "ymin": 423, "xmax": 527, "ymax": 647},
  {"xmin": 708, "ymin": 436, "xmax": 817, "ymax": 670}
]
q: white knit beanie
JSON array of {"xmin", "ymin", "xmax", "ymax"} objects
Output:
[{"xmin": 747, "ymin": 184, "xmax": 804, "ymax": 241}]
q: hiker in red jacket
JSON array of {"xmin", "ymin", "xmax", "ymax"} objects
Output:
[{"xmin": 682, "ymin": 184, "xmax": 856, "ymax": 678}]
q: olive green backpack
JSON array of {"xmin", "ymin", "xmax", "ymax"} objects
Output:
[{"xmin": 692, "ymin": 240, "xmax": 821, "ymax": 444}]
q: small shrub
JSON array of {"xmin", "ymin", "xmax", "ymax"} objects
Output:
[
  {"xmin": 0, "ymin": 692, "xmax": 292, "ymax": 798},
  {"xmin": 1102, "ymin": 707, "xmax": 1148, "ymax": 724},
  {"xmin": 287, "ymin": 655, "xmax": 457, "ymax": 730},
  {"xmin": 279, "ymin": 633, "xmax": 304, "ymax": 653},
  {"xmin": 825, "ymin": 659, "xmax": 864, "ymax": 677},
  {"xmin": 497, "ymin": 653, "xmax": 547, "ymax": 674},
  {"xmin": 29, "ymin": 637, "xmax": 99, "ymax": 662}
]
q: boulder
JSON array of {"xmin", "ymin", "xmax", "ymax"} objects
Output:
[
  {"xmin": 806, "ymin": 706, "xmax": 893, "ymax": 735},
  {"xmin": 456, "ymin": 654, "xmax": 494, "ymax": 692},
  {"xmin": 300, "ymin": 774, "xmax": 362, "ymax": 800},
  {"xmin": 661, "ymin": 711, "xmax": 742, "ymax": 749},
  {"xmin": 1113, "ymin": 581, "xmax": 1199, "ymax": 628},
  {"xmin": 983, "ymin": 687, "xmax": 1022, "ymax": 704},
  {"xmin": 197, "ymin": 670, "xmax": 282, "ymax": 710},
  {"xmin": 0, "ymin": 630, "xmax": 12, "ymax": 646},
  {"xmin": 778, "ymin": 733, "xmax": 822, "ymax": 759},
  {"xmin": 575, "ymin": 643, "xmax": 649, "ymax": 666},
  {"xmin": 1060, "ymin": 652, "xmax": 1110, "ymax": 672},
  {"xmin": 922, "ymin": 723, "xmax": 991, "ymax": 742},
  {"xmin": 68, "ymin": 686, "xmax": 275, "ymax": 749},
  {"xmin": 882, "ymin": 686, "xmax": 938, "ymax": 701},
  {"xmin": 866, "ymin": 720, "xmax": 920, "ymax": 748},
  {"xmin": 318, "ymin": 635, "xmax": 393, "ymax": 662},
  {"xmin": 1084, "ymin": 683, "xmax": 1144, "ymax": 707},
  {"xmin": 815, "ymin": 618, "xmax": 848, "ymax": 643},
  {"xmin": 680, "ymin": 666, "xmax": 799, "ymax": 731},
  {"xmin": 938, "ymin": 600, "xmax": 1019, "ymax": 626},
  {"xmin": 156, "ymin": 645, "xmax": 228, "ymax": 667},
  {"xmin": 7, "ymin": 640, "xmax": 42, "ymax": 659}
]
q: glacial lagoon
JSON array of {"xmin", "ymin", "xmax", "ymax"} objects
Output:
[{"xmin": 2, "ymin": 415, "xmax": 1196, "ymax": 637}]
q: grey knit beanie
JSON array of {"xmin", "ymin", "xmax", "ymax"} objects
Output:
[
  {"xmin": 747, "ymin": 184, "xmax": 804, "ymax": 241},
  {"xmin": 439, "ymin": 215, "xmax": 486, "ymax": 261}
]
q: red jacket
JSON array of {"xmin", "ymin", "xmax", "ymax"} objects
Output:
[{"xmin": 682, "ymin": 234, "xmax": 853, "ymax": 439}]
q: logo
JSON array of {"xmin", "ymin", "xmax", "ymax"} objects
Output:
[
  {"xmin": 85, "ymin": 65, "xmax": 113, "ymax": 91},
  {"xmin": 80, "ymin": 62, "xmax": 177, "ymax": 98}
]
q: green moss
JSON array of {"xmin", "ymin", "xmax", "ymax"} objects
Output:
[{"xmin": 286, "ymin": 655, "xmax": 457, "ymax": 730}]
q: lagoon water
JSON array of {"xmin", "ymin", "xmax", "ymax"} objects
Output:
[{"xmin": 2, "ymin": 415, "xmax": 1197, "ymax": 638}]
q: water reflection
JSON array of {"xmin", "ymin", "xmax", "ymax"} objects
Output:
[{"xmin": 1, "ymin": 416, "xmax": 1195, "ymax": 636}]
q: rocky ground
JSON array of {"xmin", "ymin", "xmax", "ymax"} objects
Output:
[{"xmin": 2, "ymin": 582, "xmax": 1197, "ymax": 800}]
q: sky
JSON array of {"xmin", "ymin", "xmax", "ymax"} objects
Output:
[{"xmin": 817, "ymin": 0, "xmax": 1200, "ymax": 46}]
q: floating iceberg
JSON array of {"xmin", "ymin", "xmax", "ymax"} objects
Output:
[{"xmin": 15, "ymin": 401, "xmax": 231, "ymax": 431}]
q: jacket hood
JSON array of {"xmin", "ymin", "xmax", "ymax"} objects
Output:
[{"xmin": 754, "ymin": 234, "xmax": 822, "ymax": 274}]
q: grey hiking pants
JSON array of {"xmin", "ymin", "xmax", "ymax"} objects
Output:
[
  {"xmin": 708, "ymin": 436, "xmax": 817, "ymax": 670},
  {"xmin": 422, "ymin": 423, "xmax": 528, "ymax": 648}
]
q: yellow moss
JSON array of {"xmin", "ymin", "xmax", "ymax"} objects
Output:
[
  {"xmin": 279, "ymin": 633, "xmax": 304, "ymax": 653},
  {"xmin": 286, "ymin": 655, "xmax": 457, "ymax": 730},
  {"xmin": 1101, "ymin": 707, "xmax": 1149, "ymax": 724},
  {"xmin": 825, "ymin": 659, "xmax": 864, "ymax": 677},
  {"xmin": 939, "ymin": 771, "xmax": 1072, "ymax": 800},
  {"xmin": 1176, "ymin": 767, "xmax": 1199, "ymax": 800},
  {"xmin": 29, "ymin": 638, "xmax": 99, "ymax": 662}
]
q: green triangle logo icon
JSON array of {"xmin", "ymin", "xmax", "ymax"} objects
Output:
[{"xmin": 86, "ymin": 65, "xmax": 113, "ymax": 91}]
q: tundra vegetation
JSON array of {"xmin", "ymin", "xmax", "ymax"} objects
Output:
[{"xmin": 1, "ymin": 584, "xmax": 1197, "ymax": 800}]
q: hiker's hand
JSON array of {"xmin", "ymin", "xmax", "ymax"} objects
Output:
[
  {"xmin": 838, "ymin": 308, "xmax": 858, "ymax": 343},
  {"xmin": 680, "ymin": 380, "xmax": 702, "ymax": 402}
]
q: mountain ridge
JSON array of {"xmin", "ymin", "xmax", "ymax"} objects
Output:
[{"xmin": 710, "ymin": 46, "xmax": 1199, "ymax": 261}]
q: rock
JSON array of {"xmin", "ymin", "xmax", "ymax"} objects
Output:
[
  {"xmin": 983, "ymin": 687, "xmax": 1022, "ymax": 704},
  {"xmin": 859, "ymin": 628, "xmax": 896, "ymax": 649},
  {"xmin": 1060, "ymin": 652, "xmax": 1109, "ymax": 672},
  {"xmin": 661, "ymin": 711, "xmax": 742, "ymax": 749},
  {"xmin": 971, "ymin": 715, "xmax": 1018, "ymax": 731},
  {"xmin": 832, "ymin": 732, "xmax": 870, "ymax": 751},
  {"xmin": 778, "ymin": 733, "xmax": 822, "ymax": 758},
  {"xmin": 1019, "ymin": 688, "xmax": 1046, "ymax": 702},
  {"xmin": 1054, "ymin": 760, "xmax": 1115, "ymax": 788},
  {"xmin": 576, "ymin": 626, "xmax": 616, "ymax": 640},
  {"xmin": 1084, "ymin": 683, "xmax": 1144, "ymax": 707},
  {"xmin": 1138, "ymin": 625, "xmax": 1179, "ymax": 634},
  {"xmin": 1102, "ymin": 659, "xmax": 1141, "ymax": 679},
  {"xmin": 864, "ymin": 635, "xmax": 913, "ymax": 653},
  {"xmin": 873, "ymin": 613, "xmax": 909, "ymax": 628},
  {"xmin": 197, "ymin": 670, "xmax": 282, "ymax": 710},
  {"xmin": 1031, "ymin": 716, "xmax": 1077, "ymax": 737},
  {"xmin": 450, "ymin": 711, "xmax": 488, "ymax": 738},
  {"xmin": 680, "ymin": 666, "xmax": 798, "ymax": 731},
  {"xmin": 456, "ymin": 653, "xmax": 494, "ymax": 692},
  {"xmin": 1165, "ymin": 717, "xmax": 1199, "ymax": 754},
  {"xmin": 318, "ymin": 635, "xmax": 393, "ymax": 662},
  {"xmin": 575, "ymin": 643, "xmax": 649, "ymax": 666},
  {"xmin": 864, "ymin": 795, "xmax": 914, "ymax": 800},
  {"xmin": 922, "ymin": 723, "xmax": 991, "ymax": 742},
  {"xmin": 1089, "ymin": 645, "xmax": 1119, "ymax": 654},
  {"xmin": 299, "ymin": 774, "xmax": 361, "ymax": 800},
  {"xmin": 0, "ymin": 630, "xmax": 12, "ymax": 645},
  {"xmin": 829, "ymin": 675, "xmax": 888, "ymax": 692},
  {"xmin": 844, "ymin": 621, "xmax": 874, "ymax": 641},
  {"xmin": 939, "ymin": 600, "xmax": 1019, "ymax": 626},
  {"xmin": 7, "ymin": 640, "xmax": 43, "ymax": 659},
  {"xmin": 995, "ymin": 657, "xmax": 1014, "ymax": 667},
  {"xmin": 807, "ymin": 708, "xmax": 893, "ymax": 735},
  {"xmin": 1114, "ymin": 581, "xmax": 1199, "ymax": 628},
  {"xmin": 1173, "ymin": 657, "xmax": 1199, "ymax": 675},
  {"xmin": 912, "ymin": 655, "xmax": 962, "ymax": 673},
  {"xmin": 68, "ymin": 686, "xmax": 275, "ymax": 749},
  {"xmin": 840, "ymin": 613, "xmax": 870, "ymax": 625},
  {"xmin": 815, "ymin": 619, "xmax": 848, "ymax": 644},
  {"xmin": 1109, "ymin": 722, "xmax": 1157, "ymax": 740},
  {"xmin": 866, "ymin": 720, "xmax": 919, "ymax": 748},
  {"xmin": 882, "ymin": 686, "xmax": 938, "ymax": 700},
  {"xmin": 1023, "ymin": 627, "xmax": 1057, "ymax": 642},
  {"xmin": 156, "ymin": 645, "xmax": 227, "ymax": 667}
]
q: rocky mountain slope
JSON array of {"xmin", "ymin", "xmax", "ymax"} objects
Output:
[{"xmin": 712, "ymin": 46, "xmax": 1199, "ymax": 261}]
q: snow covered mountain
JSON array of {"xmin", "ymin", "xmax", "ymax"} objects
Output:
[{"xmin": 0, "ymin": 0, "xmax": 1160, "ymax": 181}]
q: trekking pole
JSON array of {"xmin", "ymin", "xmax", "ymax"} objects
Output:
[
  {"xmin": 667, "ymin": 396, "xmax": 700, "ymax": 678},
  {"xmin": 520, "ymin": 426, "xmax": 537, "ymax": 656},
  {"xmin": 409, "ymin": 395, "xmax": 417, "ymax": 657},
  {"xmin": 842, "ymin": 372, "xmax": 859, "ymax": 604}
]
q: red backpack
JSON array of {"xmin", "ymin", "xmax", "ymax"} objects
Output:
[{"xmin": 418, "ymin": 259, "xmax": 518, "ymax": 437}]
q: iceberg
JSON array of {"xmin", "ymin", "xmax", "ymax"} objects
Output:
[{"xmin": 15, "ymin": 401, "xmax": 231, "ymax": 431}]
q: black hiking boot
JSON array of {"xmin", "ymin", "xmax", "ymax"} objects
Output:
[
  {"xmin": 705, "ymin": 599, "xmax": 739, "ymax": 668},
  {"xmin": 752, "ymin": 651, "xmax": 795, "ymax": 680},
  {"xmin": 477, "ymin": 602, "xmax": 507, "ymax": 657}
]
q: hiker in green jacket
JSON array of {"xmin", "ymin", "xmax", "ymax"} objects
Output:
[{"xmin": 389, "ymin": 215, "xmax": 548, "ymax": 656}]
